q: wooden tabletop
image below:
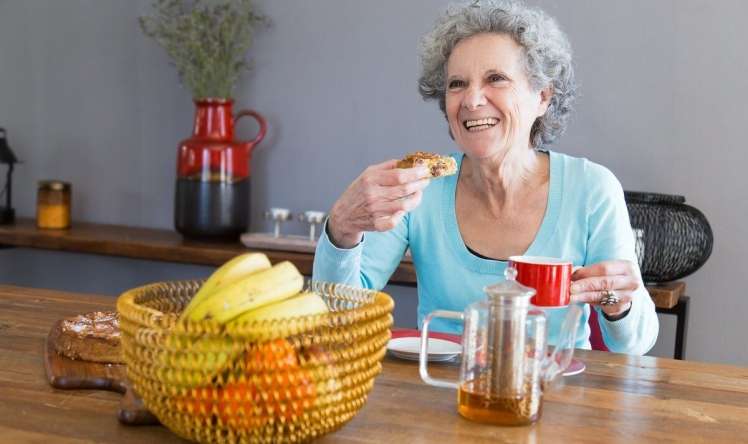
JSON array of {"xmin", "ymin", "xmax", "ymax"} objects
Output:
[
  {"xmin": 0, "ymin": 218, "xmax": 417, "ymax": 284},
  {"xmin": 1, "ymin": 285, "xmax": 746, "ymax": 443}
]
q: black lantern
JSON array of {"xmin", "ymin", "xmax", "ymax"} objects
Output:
[
  {"xmin": 0, "ymin": 128, "xmax": 18, "ymax": 224},
  {"xmin": 625, "ymin": 191, "xmax": 713, "ymax": 283}
]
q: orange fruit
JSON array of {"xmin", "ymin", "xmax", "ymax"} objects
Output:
[
  {"xmin": 216, "ymin": 339, "xmax": 318, "ymax": 430},
  {"xmin": 174, "ymin": 385, "xmax": 219, "ymax": 418}
]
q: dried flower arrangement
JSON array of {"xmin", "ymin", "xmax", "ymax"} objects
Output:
[{"xmin": 139, "ymin": 0, "xmax": 267, "ymax": 99}]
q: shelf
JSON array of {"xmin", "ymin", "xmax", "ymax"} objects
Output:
[{"xmin": 0, "ymin": 218, "xmax": 417, "ymax": 285}]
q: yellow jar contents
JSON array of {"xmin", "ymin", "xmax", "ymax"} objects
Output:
[{"xmin": 37, "ymin": 181, "xmax": 71, "ymax": 229}]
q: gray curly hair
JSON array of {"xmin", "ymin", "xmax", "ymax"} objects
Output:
[{"xmin": 418, "ymin": 0, "xmax": 576, "ymax": 147}]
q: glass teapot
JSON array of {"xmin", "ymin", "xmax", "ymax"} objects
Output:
[{"xmin": 419, "ymin": 267, "xmax": 582, "ymax": 426}]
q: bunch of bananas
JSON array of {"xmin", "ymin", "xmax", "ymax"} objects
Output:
[
  {"xmin": 180, "ymin": 252, "xmax": 328, "ymax": 324},
  {"xmin": 166, "ymin": 253, "xmax": 330, "ymax": 389},
  {"xmin": 167, "ymin": 253, "xmax": 336, "ymax": 429}
]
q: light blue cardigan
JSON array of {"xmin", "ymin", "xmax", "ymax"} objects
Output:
[{"xmin": 313, "ymin": 151, "xmax": 658, "ymax": 355}]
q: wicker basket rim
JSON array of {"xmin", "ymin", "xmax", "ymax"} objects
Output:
[{"xmin": 116, "ymin": 280, "xmax": 394, "ymax": 338}]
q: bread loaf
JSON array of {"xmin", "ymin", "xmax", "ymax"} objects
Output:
[{"xmin": 53, "ymin": 311, "xmax": 124, "ymax": 364}]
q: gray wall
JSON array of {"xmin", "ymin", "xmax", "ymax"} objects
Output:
[{"xmin": 0, "ymin": 1, "xmax": 746, "ymax": 365}]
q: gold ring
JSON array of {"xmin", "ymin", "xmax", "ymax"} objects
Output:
[{"xmin": 599, "ymin": 290, "xmax": 620, "ymax": 306}]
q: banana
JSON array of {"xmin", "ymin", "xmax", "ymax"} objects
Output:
[
  {"xmin": 167, "ymin": 290, "xmax": 324, "ymax": 388},
  {"xmin": 187, "ymin": 261, "xmax": 304, "ymax": 323},
  {"xmin": 231, "ymin": 291, "xmax": 328, "ymax": 323},
  {"xmin": 160, "ymin": 333, "xmax": 245, "ymax": 388},
  {"xmin": 180, "ymin": 252, "xmax": 272, "ymax": 321}
]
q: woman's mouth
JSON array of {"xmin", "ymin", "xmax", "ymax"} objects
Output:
[{"xmin": 463, "ymin": 117, "xmax": 499, "ymax": 132}]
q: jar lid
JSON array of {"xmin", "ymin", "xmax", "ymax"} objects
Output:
[
  {"xmin": 483, "ymin": 267, "xmax": 536, "ymax": 305},
  {"xmin": 38, "ymin": 180, "xmax": 71, "ymax": 191}
]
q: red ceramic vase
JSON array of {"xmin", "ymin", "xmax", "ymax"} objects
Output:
[{"xmin": 174, "ymin": 99, "xmax": 267, "ymax": 240}]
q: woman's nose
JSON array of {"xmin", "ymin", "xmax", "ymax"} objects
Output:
[{"xmin": 462, "ymin": 86, "xmax": 487, "ymax": 110}]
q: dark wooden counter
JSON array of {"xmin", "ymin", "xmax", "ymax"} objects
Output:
[
  {"xmin": 1, "ymin": 285, "xmax": 747, "ymax": 443},
  {"xmin": 0, "ymin": 218, "xmax": 416, "ymax": 284}
]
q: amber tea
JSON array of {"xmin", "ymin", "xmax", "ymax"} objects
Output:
[{"xmin": 457, "ymin": 380, "xmax": 541, "ymax": 426}]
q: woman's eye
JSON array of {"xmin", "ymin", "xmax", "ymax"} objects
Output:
[
  {"xmin": 488, "ymin": 74, "xmax": 506, "ymax": 83},
  {"xmin": 448, "ymin": 79, "xmax": 465, "ymax": 89}
]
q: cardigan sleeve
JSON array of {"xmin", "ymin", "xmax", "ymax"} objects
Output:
[
  {"xmin": 312, "ymin": 215, "xmax": 410, "ymax": 290},
  {"xmin": 583, "ymin": 164, "xmax": 659, "ymax": 355}
]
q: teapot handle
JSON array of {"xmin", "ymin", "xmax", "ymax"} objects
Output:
[
  {"xmin": 419, "ymin": 310, "xmax": 462, "ymax": 390},
  {"xmin": 542, "ymin": 304, "xmax": 583, "ymax": 384},
  {"xmin": 235, "ymin": 109, "xmax": 268, "ymax": 147}
]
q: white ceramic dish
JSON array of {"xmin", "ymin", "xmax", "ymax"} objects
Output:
[
  {"xmin": 387, "ymin": 337, "xmax": 461, "ymax": 362},
  {"xmin": 563, "ymin": 358, "xmax": 586, "ymax": 376},
  {"xmin": 386, "ymin": 336, "xmax": 584, "ymax": 374}
]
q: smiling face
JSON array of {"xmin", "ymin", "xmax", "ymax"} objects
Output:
[{"xmin": 445, "ymin": 33, "xmax": 551, "ymax": 159}]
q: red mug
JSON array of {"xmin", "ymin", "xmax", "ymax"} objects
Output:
[{"xmin": 508, "ymin": 256, "xmax": 573, "ymax": 307}]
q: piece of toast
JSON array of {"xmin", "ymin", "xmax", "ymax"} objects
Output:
[
  {"xmin": 53, "ymin": 311, "xmax": 124, "ymax": 364},
  {"xmin": 396, "ymin": 152, "xmax": 457, "ymax": 178}
]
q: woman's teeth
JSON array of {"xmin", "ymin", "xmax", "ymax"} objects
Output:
[{"xmin": 464, "ymin": 118, "xmax": 499, "ymax": 132}]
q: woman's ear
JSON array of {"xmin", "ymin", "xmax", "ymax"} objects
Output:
[{"xmin": 537, "ymin": 86, "xmax": 553, "ymax": 117}]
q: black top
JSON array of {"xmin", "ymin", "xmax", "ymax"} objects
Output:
[{"xmin": 465, "ymin": 244, "xmax": 505, "ymax": 261}]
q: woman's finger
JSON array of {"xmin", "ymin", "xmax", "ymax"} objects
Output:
[
  {"xmin": 572, "ymin": 260, "xmax": 635, "ymax": 280},
  {"xmin": 372, "ymin": 212, "xmax": 405, "ymax": 231},
  {"xmin": 338, "ymin": 189, "xmax": 418, "ymax": 232},
  {"xmin": 356, "ymin": 160, "xmax": 408, "ymax": 190},
  {"xmin": 377, "ymin": 165, "xmax": 431, "ymax": 186},
  {"xmin": 368, "ymin": 190, "xmax": 424, "ymax": 217},
  {"xmin": 570, "ymin": 275, "xmax": 639, "ymax": 294},
  {"xmin": 367, "ymin": 159, "xmax": 400, "ymax": 171},
  {"xmin": 386, "ymin": 178, "xmax": 431, "ymax": 200},
  {"xmin": 570, "ymin": 290, "xmax": 633, "ymax": 305}
]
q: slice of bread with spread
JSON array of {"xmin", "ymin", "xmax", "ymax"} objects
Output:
[{"xmin": 397, "ymin": 152, "xmax": 457, "ymax": 178}]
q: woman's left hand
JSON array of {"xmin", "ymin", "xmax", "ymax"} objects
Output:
[{"xmin": 570, "ymin": 260, "xmax": 640, "ymax": 317}]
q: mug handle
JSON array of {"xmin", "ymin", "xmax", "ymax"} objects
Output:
[
  {"xmin": 567, "ymin": 265, "xmax": 583, "ymax": 303},
  {"xmin": 235, "ymin": 109, "xmax": 268, "ymax": 146},
  {"xmin": 419, "ymin": 310, "xmax": 463, "ymax": 390}
]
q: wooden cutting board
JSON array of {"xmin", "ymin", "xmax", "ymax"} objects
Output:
[{"xmin": 43, "ymin": 319, "xmax": 158, "ymax": 425}]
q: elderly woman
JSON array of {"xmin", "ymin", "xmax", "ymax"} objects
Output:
[{"xmin": 313, "ymin": 0, "xmax": 658, "ymax": 354}]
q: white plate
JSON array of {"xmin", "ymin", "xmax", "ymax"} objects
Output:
[
  {"xmin": 563, "ymin": 358, "xmax": 586, "ymax": 376},
  {"xmin": 387, "ymin": 337, "xmax": 461, "ymax": 362}
]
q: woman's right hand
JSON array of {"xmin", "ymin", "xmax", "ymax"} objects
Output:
[{"xmin": 327, "ymin": 159, "xmax": 431, "ymax": 249}]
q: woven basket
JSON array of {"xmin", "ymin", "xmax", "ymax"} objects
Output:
[
  {"xmin": 624, "ymin": 191, "xmax": 713, "ymax": 282},
  {"xmin": 116, "ymin": 280, "xmax": 394, "ymax": 444}
]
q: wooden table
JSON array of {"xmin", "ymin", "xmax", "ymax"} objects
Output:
[{"xmin": 1, "ymin": 286, "xmax": 746, "ymax": 443}]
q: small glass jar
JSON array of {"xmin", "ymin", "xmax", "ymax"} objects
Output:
[{"xmin": 37, "ymin": 180, "xmax": 71, "ymax": 229}]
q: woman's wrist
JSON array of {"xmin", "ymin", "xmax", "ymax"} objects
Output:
[
  {"xmin": 601, "ymin": 301, "xmax": 632, "ymax": 322},
  {"xmin": 327, "ymin": 210, "xmax": 363, "ymax": 249}
]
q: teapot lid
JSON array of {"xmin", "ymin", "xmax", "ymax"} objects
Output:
[{"xmin": 483, "ymin": 267, "xmax": 536, "ymax": 305}]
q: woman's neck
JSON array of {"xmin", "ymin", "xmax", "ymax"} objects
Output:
[{"xmin": 460, "ymin": 147, "xmax": 548, "ymax": 214}]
